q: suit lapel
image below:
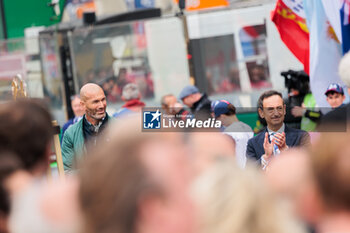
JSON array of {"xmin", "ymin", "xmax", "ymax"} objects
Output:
[
  {"xmin": 284, "ymin": 126, "xmax": 296, "ymax": 146},
  {"xmin": 257, "ymin": 128, "xmax": 267, "ymax": 157}
]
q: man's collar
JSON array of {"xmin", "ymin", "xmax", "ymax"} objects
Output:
[
  {"xmin": 84, "ymin": 114, "xmax": 106, "ymax": 127},
  {"xmin": 191, "ymin": 94, "xmax": 203, "ymax": 106},
  {"xmin": 267, "ymin": 123, "xmax": 285, "ymax": 134},
  {"xmin": 191, "ymin": 93, "xmax": 206, "ymax": 110},
  {"xmin": 73, "ymin": 116, "xmax": 83, "ymax": 123},
  {"xmin": 336, "ymin": 103, "xmax": 346, "ymax": 108},
  {"xmin": 83, "ymin": 114, "xmax": 108, "ymax": 134}
]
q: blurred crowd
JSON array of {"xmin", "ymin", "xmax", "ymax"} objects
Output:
[{"xmin": 1, "ymin": 44, "xmax": 350, "ymax": 233}]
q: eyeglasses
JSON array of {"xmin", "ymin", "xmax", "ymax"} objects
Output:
[{"xmin": 264, "ymin": 106, "xmax": 284, "ymax": 114}]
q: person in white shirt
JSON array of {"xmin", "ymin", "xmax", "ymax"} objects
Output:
[{"xmin": 214, "ymin": 100, "xmax": 254, "ymax": 168}]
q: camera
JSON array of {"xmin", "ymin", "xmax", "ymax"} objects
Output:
[
  {"xmin": 281, "ymin": 70, "xmax": 310, "ymax": 96},
  {"xmin": 281, "ymin": 70, "xmax": 311, "ymax": 129}
]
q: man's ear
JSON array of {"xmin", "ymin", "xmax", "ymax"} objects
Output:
[
  {"xmin": 283, "ymin": 104, "xmax": 287, "ymax": 115},
  {"xmin": 80, "ymin": 100, "xmax": 86, "ymax": 110},
  {"xmin": 258, "ymin": 108, "xmax": 264, "ymax": 119}
]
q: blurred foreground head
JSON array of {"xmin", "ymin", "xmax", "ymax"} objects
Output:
[
  {"xmin": 192, "ymin": 158, "xmax": 306, "ymax": 233},
  {"xmin": 186, "ymin": 132, "xmax": 235, "ymax": 175},
  {"xmin": 0, "ymin": 99, "xmax": 53, "ymax": 232},
  {"xmin": 79, "ymin": 116, "xmax": 196, "ymax": 233},
  {"xmin": 311, "ymin": 132, "xmax": 350, "ymax": 212},
  {"xmin": 0, "ymin": 152, "xmax": 22, "ymax": 233},
  {"xmin": 266, "ymin": 149, "xmax": 322, "ymax": 227},
  {"xmin": 0, "ymin": 99, "xmax": 53, "ymax": 174}
]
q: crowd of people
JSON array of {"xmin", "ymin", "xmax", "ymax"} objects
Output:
[{"xmin": 1, "ymin": 49, "xmax": 350, "ymax": 233}]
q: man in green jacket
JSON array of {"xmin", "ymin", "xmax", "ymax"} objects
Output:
[{"xmin": 62, "ymin": 83, "xmax": 112, "ymax": 172}]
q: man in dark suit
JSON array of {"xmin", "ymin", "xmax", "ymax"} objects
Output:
[{"xmin": 246, "ymin": 90, "xmax": 310, "ymax": 169}]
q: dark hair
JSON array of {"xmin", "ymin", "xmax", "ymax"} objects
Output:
[
  {"xmin": 0, "ymin": 152, "xmax": 22, "ymax": 217},
  {"xmin": 311, "ymin": 133, "xmax": 350, "ymax": 211},
  {"xmin": 0, "ymin": 99, "xmax": 53, "ymax": 171},
  {"xmin": 79, "ymin": 122, "xmax": 167, "ymax": 233},
  {"xmin": 258, "ymin": 90, "xmax": 283, "ymax": 109},
  {"xmin": 326, "ymin": 90, "xmax": 344, "ymax": 96},
  {"xmin": 222, "ymin": 103, "xmax": 236, "ymax": 116}
]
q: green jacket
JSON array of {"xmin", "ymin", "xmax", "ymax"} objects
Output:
[{"xmin": 61, "ymin": 115, "xmax": 112, "ymax": 172}]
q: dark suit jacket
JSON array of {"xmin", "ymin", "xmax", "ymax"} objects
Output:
[
  {"xmin": 318, "ymin": 103, "xmax": 350, "ymax": 132},
  {"xmin": 246, "ymin": 126, "xmax": 310, "ymax": 161}
]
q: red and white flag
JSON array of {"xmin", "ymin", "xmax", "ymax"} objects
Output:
[{"xmin": 271, "ymin": 0, "xmax": 310, "ymax": 74}]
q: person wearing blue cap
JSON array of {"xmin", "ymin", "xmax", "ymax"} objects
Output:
[
  {"xmin": 178, "ymin": 85, "xmax": 212, "ymax": 120},
  {"xmin": 214, "ymin": 101, "xmax": 253, "ymax": 168},
  {"xmin": 325, "ymin": 83, "xmax": 345, "ymax": 109},
  {"xmin": 319, "ymin": 53, "xmax": 350, "ymax": 129}
]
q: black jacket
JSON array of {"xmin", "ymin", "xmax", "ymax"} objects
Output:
[
  {"xmin": 191, "ymin": 94, "xmax": 212, "ymax": 120},
  {"xmin": 318, "ymin": 103, "xmax": 350, "ymax": 131}
]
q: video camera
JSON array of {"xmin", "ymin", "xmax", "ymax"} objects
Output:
[
  {"xmin": 280, "ymin": 70, "xmax": 310, "ymax": 129},
  {"xmin": 281, "ymin": 70, "xmax": 310, "ymax": 96}
]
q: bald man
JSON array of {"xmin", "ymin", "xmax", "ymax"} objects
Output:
[{"xmin": 62, "ymin": 83, "xmax": 112, "ymax": 172}]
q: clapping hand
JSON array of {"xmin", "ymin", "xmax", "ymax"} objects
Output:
[{"xmin": 272, "ymin": 132, "xmax": 288, "ymax": 151}]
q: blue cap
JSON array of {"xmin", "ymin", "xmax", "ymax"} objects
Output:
[
  {"xmin": 325, "ymin": 83, "xmax": 344, "ymax": 95},
  {"xmin": 214, "ymin": 101, "xmax": 231, "ymax": 118},
  {"xmin": 211, "ymin": 100, "xmax": 220, "ymax": 112},
  {"xmin": 178, "ymin": 85, "xmax": 199, "ymax": 100}
]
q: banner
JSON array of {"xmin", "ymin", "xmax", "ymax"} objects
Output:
[
  {"xmin": 174, "ymin": 0, "xmax": 229, "ymax": 11},
  {"xmin": 271, "ymin": 0, "xmax": 310, "ymax": 74},
  {"xmin": 64, "ymin": 0, "xmax": 96, "ymax": 20},
  {"xmin": 0, "ymin": 54, "xmax": 26, "ymax": 79},
  {"xmin": 135, "ymin": 0, "xmax": 155, "ymax": 9},
  {"xmin": 303, "ymin": 0, "xmax": 345, "ymax": 108}
]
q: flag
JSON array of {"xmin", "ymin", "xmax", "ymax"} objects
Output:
[
  {"xmin": 340, "ymin": 0, "xmax": 350, "ymax": 54},
  {"xmin": 303, "ymin": 0, "xmax": 345, "ymax": 108},
  {"xmin": 271, "ymin": 0, "xmax": 310, "ymax": 74},
  {"xmin": 321, "ymin": 0, "xmax": 350, "ymax": 54},
  {"xmin": 320, "ymin": 0, "xmax": 343, "ymax": 44}
]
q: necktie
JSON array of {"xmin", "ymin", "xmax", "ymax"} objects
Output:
[{"xmin": 270, "ymin": 132, "xmax": 280, "ymax": 155}]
